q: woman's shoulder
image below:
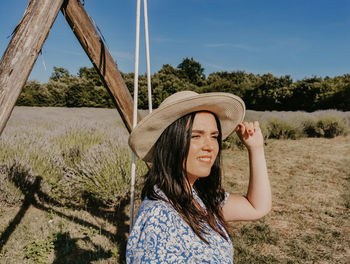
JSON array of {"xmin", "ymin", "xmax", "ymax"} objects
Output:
[
  {"xmin": 130, "ymin": 196, "xmax": 190, "ymax": 242},
  {"xmin": 134, "ymin": 198, "xmax": 177, "ymax": 225}
]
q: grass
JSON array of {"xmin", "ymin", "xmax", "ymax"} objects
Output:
[
  {"xmin": 223, "ymin": 136, "xmax": 350, "ymax": 263},
  {"xmin": 0, "ymin": 107, "xmax": 349, "ymax": 263}
]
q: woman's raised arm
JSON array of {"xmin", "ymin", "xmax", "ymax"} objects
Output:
[{"xmin": 222, "ymin": 121, "xmax": 272, "ymax": 222}]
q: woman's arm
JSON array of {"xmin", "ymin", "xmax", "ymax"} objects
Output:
[{"xmin": 222, "ymin": 121, "xmax": 272, "ymax": 221}]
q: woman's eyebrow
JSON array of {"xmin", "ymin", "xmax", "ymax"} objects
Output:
[{"xmin": 191, "ymin": 129, "xmax": 219, "ymax": 134}]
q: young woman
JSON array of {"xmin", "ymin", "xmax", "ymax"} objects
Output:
[{"xmin": 127, "ymin": 91, "xmax": 271, "ymax": 263}]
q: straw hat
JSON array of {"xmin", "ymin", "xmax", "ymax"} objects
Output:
[{"xmin": 129, "ymin": 91, "xmax": 245, "ymax": 162}]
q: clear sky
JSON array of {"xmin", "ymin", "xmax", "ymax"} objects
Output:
[{"xmin": 0, "ymin": 0, "xmax": 349, "ymax": 83}]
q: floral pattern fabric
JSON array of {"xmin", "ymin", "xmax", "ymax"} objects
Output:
[{"xmin": 126, "ymin": 187, "xmax": 233, "ymax": 263}]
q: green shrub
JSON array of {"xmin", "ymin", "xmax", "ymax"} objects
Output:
[
  {"xmin": 61, "ymin": 142, "xmax": 147, "ymax": 208},
  {"xmin": 302, "ymin": 119, "xmax": 318, "ymax": 137},
  {"xmin": 302, "ymin": 116, "xmax": 347, "ymax": 138},
  {"xmin": 267, "ymin": 118, "xmax": 301, "ymax": 139},
  {"xmin": 316, "ymin": 116, "xmax": 347, "ymax": 138}
]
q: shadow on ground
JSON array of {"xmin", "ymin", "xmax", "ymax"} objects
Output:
[{"xmin": 0, "ymin": 163, "xmax": 129, "ymax": 263}]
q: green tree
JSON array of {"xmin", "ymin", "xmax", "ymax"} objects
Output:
[
  {"xmin": 288, "ymin": 77, "xmax": 323, "ymax": 111},
  {"xmin": 45, "ymin": 81, "xmax": 69, "ymax": 107},
  {"xmin": 78, "ymin": 66, "xmax": 103, "ymax": 86},
  {"xmin": 16, "ymin": 80, "xmax": 53, "ymax": 106},
  {"xmin": 323, "ymin": 74, "xmax": 350, "ymax": 110},
  {"xmin": 246, "ymin": 74, "xmax": 293, "ymax": 110},
  {"xmin": 151, "ymin": 64, "xmax": 196, "ymax": 108},
  {"xmin": 16, "ymin": 81, "xmax": 39, "ymax": 106},
  {"xmin": 65, "ymin": 76, "xmax": 114, "ymax": 108},
  {"xmin": 177, "ymin": 57, "xmax": 205, "ymax": 85},
  {"xmin": 50, "ymin": 67, "xmax": 70, "ymax": 82},
  {"xmin": 14, "ymin": 61, "xmax": 350, "ymax": 111},
  {"xmin": 202, "ymin": 71, "xmax": 254, "ymax": 97}
]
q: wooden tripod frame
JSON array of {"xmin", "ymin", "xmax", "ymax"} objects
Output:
[{"xmin": 0, "ymin": 0, "xmax": 140, "ymax": 135}]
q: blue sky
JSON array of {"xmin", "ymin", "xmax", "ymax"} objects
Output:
[{"xmin": 0, "ymin": 0, "xmax": 349, "ymax": 83}]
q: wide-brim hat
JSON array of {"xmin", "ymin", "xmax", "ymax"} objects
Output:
[{"xmin": 129, "ymin": 91, "xmax": 245, "ymax": 162}]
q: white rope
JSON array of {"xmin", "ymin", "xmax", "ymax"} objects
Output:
[
  {"xmin": 130, "ymin": 0, "xmax": 153, "ymax": 231},
  {"xmin": 130, "ymin": 0, "xmax": 141, "ymax": 232},
  {"xmin": 144, "ymin": 0, "xmax": 152, "ymax": 113}
]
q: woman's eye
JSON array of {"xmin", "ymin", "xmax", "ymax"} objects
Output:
[{"xmin": 191, "ymin": 135, "xmax": 200, "ymax": 138}]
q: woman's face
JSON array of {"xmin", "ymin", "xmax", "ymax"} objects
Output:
[{"xmin": 186, "ymin": 112, "xmax": 219, "ymax": 186}]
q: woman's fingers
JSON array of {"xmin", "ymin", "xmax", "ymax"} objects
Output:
[
  {"xmin": 237, "ymin": 121, "xmax": 261, "ymax": 139},
  {"xmin": 236, "ymin": 123, "xmax": 244, "ymax": 133},
  {"xmin": 253, "ymin": 121, "xmax": 260, "ymax": 133},
  {"xmin": 236, "ymin": 121, "xmax": 264, "ymax": 149},
  {"xmin": 240, "ymin": 122, "xmax": 261, "ymax": 136},
  {"xmin": 244, "ymin": 122, "xmax": 254, "ymax": 136}
]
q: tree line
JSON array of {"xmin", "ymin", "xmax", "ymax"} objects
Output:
[{"xmin": 17, "ymin": 57, "xmax": 350, "ymax": 111}]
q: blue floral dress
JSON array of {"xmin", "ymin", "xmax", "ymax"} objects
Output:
[{"xmin": 126, "ymin": 187, "xmax": 233, "ymax": 263}]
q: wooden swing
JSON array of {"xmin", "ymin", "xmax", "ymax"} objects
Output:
[{"xmin": 0, "ymin": 0, "xmax": 140, "ymax": 136}]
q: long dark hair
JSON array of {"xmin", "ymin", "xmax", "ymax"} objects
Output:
[{"xmin": 141, "ymin": 111, "xmax": 229, "ymax": 243}]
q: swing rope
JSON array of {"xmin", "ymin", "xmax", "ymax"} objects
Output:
[{"xmin": 130, "ymin": 0, "xmax": 152, "ymax": 232}]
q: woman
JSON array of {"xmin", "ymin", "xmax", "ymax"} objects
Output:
[{"xmin": 127, "ymin": 91, "xmax": 271, "ymax": 263}]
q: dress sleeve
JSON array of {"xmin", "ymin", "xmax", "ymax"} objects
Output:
[{"xmin": 126, "ymin": 201, "xmax": 191, "ymax": 263}]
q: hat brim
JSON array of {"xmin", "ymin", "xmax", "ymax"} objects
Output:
[{"xmin": 129, "ymin": 92, "xmax": 245, "ymax": 162}]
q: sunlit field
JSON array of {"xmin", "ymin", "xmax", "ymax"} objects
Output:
[{"xmin": 0, "ymin": 107, "xmax": 349, "ymax": 263}]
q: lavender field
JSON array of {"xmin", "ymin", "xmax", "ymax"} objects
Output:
[{"xmin": 0, "ymin": 107, "xmax": 349, "ymax": 263}]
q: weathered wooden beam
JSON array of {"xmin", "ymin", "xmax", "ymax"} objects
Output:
[
  {"xmin": 61, "ymin": 0, "xmax": 139, "ymax": 133},
  {"xmin": 0, "ymin": 0, "xmax": 65, "ymax": 135}
]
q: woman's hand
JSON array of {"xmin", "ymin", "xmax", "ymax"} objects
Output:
[{"xmin": 235, "ymin": 121, "xmax": 264, "ymax": 151}]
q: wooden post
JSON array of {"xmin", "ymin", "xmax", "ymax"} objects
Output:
[
  {"xmin": 0, "ymin": 0, "xmax": 65, "ymax": 135},
  {"xmin": 61, "ymin": 0, "xmax": 140, "ymax": 132}
]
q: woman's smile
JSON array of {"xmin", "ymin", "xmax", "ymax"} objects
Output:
[{"xmin": 197, "ymin": 155, "xmax": 212, "ymax": 164}]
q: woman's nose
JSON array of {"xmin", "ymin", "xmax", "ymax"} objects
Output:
[{"xmin": 202, "ymin": 137, "xmax": 214, "ymax": 151}]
